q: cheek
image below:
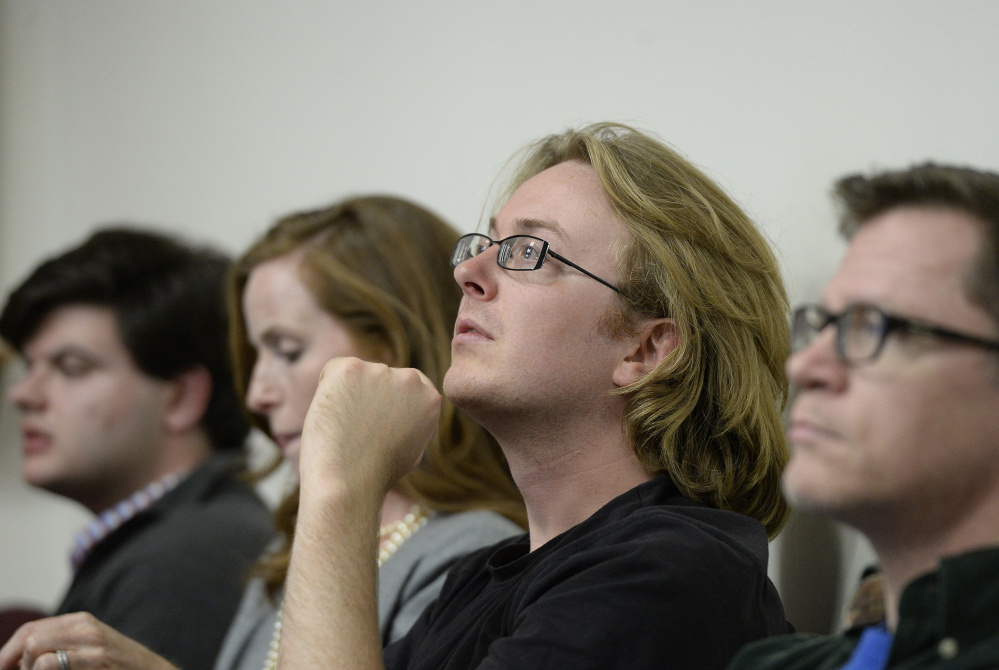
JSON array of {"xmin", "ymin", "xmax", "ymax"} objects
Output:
[
  {"xmin": 94, "ymin": 396, "xmax": 134, "ymax": 430},
  {"xmin": 290, "ymin": 361, "xmax": 327, "ymax": 421},
  {"xmin": 785, "ymin": 390, "xmax": 886, "ymax": 488},
  {"xmin": 288, "ymin": 385, "xmax": 315, "ymax": 424},
  {"xmin": 889, "ymin": 387, "xmax": 985, "ymax": 468},
  {"xmin": 49, "ymin": 389, "xmax": 142, "ymax": 469},
  {"xmin": 52, "ymin": 384, "xmax": 123, "ymax": 433},
  {"xmin": 534, "ymin": 296, "xmax": 614, "ymax": 351},
  {"xmin": 835, "ymin": 388, "xmax": 913, "ymax": 466},
  {"xmin": 844, "ymin": 378, "xmax": 964, "ymax": 483},
  {"xmin": 92, "ymin": 375, "xmax": 169, "ymax": 438}
]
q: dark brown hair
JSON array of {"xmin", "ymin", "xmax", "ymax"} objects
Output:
[
  {"xmin": 836, "ymin": 163, "xmax": 999, "ymax": 328},
  {"xmin": 1, "ymin": 227, "xmax": 249, "ymax": 449}
]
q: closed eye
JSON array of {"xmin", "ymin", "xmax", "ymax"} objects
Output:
[
  {"xmin": 51, "ymin": 352, "xmax": 98, "ymax": 378},
  {"xmin": 260, "ymin": 332, "xmax": 304, "ymax": 364}
]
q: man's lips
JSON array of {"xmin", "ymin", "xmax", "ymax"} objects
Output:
[
  {"xmin": 787, "ymin": 416, "xmax": 839, "ymax": 446},
  {"xmin": 453, "ymin": 317, "xmax": 493, "ymax": 342}
]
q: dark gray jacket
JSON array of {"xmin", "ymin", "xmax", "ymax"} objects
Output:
[{"xmin": 57, "ymin": 453, "xmax": 274, "ymax": 670}]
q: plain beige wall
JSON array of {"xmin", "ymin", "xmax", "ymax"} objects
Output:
[{"xmin": 2, "ymin": 0, "xmax": 995, "ymax": 633}]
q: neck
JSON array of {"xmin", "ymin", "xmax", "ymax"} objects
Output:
[
  {"xmin": 492, "ymin": 414, "xmax": 652, "ymax": 551},
  {"xmin": 79, "ymin": 431, "xmax": 213, "ymax": 514},
  {"xmin": 160, "ymin": 429, "xmax": 214, "ymax": 474},
  {"xmin": 859, "ymin": 498, "xmax": 999, "ymax": 630}
]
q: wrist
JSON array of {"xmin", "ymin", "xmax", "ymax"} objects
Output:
[{"xmin": 297, "ymin": 476, "xmax": 384, "ymax": 534}]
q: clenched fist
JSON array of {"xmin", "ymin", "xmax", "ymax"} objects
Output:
[{"xmin": 299, "ymin": 357, "xmax": 442, "ymax": 501}]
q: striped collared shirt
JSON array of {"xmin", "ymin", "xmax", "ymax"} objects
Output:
[{"xmin": 70, "ymin": 469, "xmax": 189, "ymax": 571}]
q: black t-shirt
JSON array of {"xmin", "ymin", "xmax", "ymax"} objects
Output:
[{"xmin": 384, "ymin": 475, "xmax": 791, "ymax": 670}]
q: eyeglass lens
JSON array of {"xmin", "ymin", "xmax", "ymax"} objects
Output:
[
  {"xmin": 452, "ymin": 234, "xmax": 548, "ymax": 271},
  {"xmin": 792, "ymin": 305, "xmax": 887, "ymax": 363},
  {"xmin": 497, "ymin": 236, "xmax": 546, "ymax": 270}
]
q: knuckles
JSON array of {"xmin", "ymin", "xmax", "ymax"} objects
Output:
[{"xmin": 19, "ymin": 613, "xmax": 108, "ymax": 662}]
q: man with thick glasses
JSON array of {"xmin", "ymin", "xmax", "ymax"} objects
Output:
[
  {"xmin": 275, "ymin": 123, "xmax": 794, "ymax": 669},
  {"xmin": 731, "ymin": 164, "xmax": 999, "ymax": 670}
]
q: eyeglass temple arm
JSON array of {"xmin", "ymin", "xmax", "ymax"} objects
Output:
[
  {"xmin": 897, "ymin": 317, "xmax": 999, "ymax": 352},
  {"xmin": 547, "ymin": 251, "xmax": 622, "ymax": 294}
]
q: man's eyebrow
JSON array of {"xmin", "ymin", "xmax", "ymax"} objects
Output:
[{"xmin": 488, "ymin": 217, "xmax": 567, "ymax": 242}]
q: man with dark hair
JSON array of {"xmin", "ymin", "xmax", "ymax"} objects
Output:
[
  {"xmin": 731, "ymin": 163, "xmax": 999, "ymax": 669},
  {"xmin": 0, "ymin": 228, "xmax": 273, "ymax": 670}
]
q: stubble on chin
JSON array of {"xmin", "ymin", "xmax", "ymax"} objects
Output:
[
  {"xmin": 779, "ymin": 456, "xmax": 825, "ymax": 513},
  {"xmin": 442, "ymin": 364, "xmax": 504, "ymax": 428},
  {"xmin": 442, "ymin": 366, "xmax": 474, "ymax": 411},
  {"xmin": 780, "ymin": 457, "xmax": 860, "ymax": 523}
]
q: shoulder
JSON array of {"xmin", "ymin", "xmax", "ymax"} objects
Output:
[
  {"xmin": 554, "ymin": 487, "xmax": 773, "ymax": 578},
  {"xmin": 531, "ymin": 507, "xmax": 768, "ymax": 599},
  {"xmin": 213, "ymin": 579, "xmax": 281, "ymax": 670},
  {"xmin": 180, "ymin": 453, "xmax": 270, "ymax": 512},
  {"xmin": 115, "ymin": 471, "xmax": 273, "ymax": 571},
  {"xmin": 152, "ymin": 497, "xmax": 273, "ymax": 553},
  {"xmin": 152, "ymin": 458, "xmax": 274, "ymax": 546},
  {"xmin": 227, "ymin": 577, "xmax": 277, "ymax": 626},
  {"xmin": 420, "ymin": 509, "xmax": 524, "ymax": 547},
  {"xmin": 377, "ymin": 510, "xmax": 523, "ymax": 641},
  {"xmin": 511, "ymin": 487, "xmax": 788, "ymax": 636},
  {"xmin": 383, "ymin": 510, "xmax": 523, "ymax": 581},
  {"xmin": 553, "ymin": 474, "xmax": 772, "ymax": 562},
  {"xmin": 729, "ymin": 633, "xmax": 856, "ymax": 670},
  {"xmin": 388, "ymin": 494, "xmax": 790, "ymax": 670}
]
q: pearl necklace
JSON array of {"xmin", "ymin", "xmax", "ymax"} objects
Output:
[
  {"xmin": 377, "ymin": 504, "xmax": 429, "ymax": 567},
  {"xmin": 262, "ymin": 505, "xmax": 428, "ymax": 670}
]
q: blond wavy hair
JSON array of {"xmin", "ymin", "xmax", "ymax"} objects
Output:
[{"xmin": 498, "ymin": 123, "xmax": 790, "ymax": 537}]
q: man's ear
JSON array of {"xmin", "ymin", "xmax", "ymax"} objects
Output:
[
  {"xmin": 612, "ymin": 318, "xmax": 678, "ymax": 388},
  {"xmin": 163, "ymin": 366, "xmax": 213, "ymax": 434}
]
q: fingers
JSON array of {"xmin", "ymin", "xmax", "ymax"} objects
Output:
[
  {"xmin": 24, "ymin": 647, "xmax": 85, "ymax": 670},
  {"xmin": 22, "ymin": 651, "xmax": 62, "ymax": 670},
  {"xmin": 3, "ymin": 613, "xmax": 104, "ymax": 670},
  {"xmin": 0, "ymin": 616, "xmax": 52, "ymax": 670},
  {"xmin": 0, "ymin": 614, "xmax": 90, "ymax": 670},
  {"xmin": 301, "ymin": 357, "xmax": 442, "ymax": 493},
  {"xmin": 0, "ymin": 614, "xmax": 176, "ymax": 670},
  {"xmin": 0, "ymin": 622, "xmax": 24, "ymax": 669}
]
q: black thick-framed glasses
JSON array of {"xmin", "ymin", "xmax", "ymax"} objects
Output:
[
  {"xmin": 450, "ymin": 233, "xmax": 622, "ymax": 294},
  {"xmin": 791, "ymin": 303, "xmax": 999, "ymax": 364}
]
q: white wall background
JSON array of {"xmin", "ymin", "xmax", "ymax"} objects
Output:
[{"xmin": 2, "ymin": 0, "xmax": 996, "ymax": 635}]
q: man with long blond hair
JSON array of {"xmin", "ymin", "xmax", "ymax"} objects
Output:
[{"xmin": 278, "ymin": 124, "xmax": 793, "ymax": 669}]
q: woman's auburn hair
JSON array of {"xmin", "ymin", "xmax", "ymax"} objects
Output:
[
  {"xmin": 227, "ymin": 195, "xmax": 526, "ymax": 593},
  {"xmin": 499, "ymin": 124, "xmax": 791, "ymax": 538}
]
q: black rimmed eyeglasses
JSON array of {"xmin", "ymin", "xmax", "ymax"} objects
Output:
[
  {"xmin": 791, "ymin": 303, "xmax": 999, "ymax": 365},
  {"xmin": 450, "ymin": 233, "xmax": 622, "ymax": 294}
]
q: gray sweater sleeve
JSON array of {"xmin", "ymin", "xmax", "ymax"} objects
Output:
[{"xmin": 214, "ymin": 510, "xmax": 522, "ymax": 670}]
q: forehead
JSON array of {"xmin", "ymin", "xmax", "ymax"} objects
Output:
[
  {"xmin": 492, "ymin": 161, "xmax": 628, "ymax": 251},
  {"xmin": 24, "ymin": 304, "xmax": 126, "ymax": 356},
  {"xmin": 824, "ymin": 207, "xmax": 989, "ymax": 327},
  {"xmin": 242, "ymin": 255, "xmax": 326, "ymax": 326}
]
